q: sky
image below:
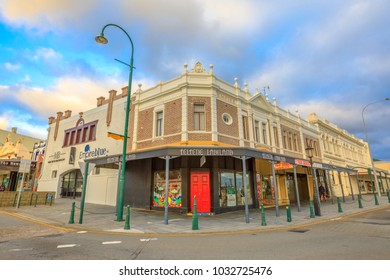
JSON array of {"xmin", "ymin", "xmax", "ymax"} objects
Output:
[{"xmin": 0, "ymin": 0, "xmax": 389, "ymax": 161}]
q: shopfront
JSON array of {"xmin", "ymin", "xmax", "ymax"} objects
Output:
[
  {"xmin": 89, "ymin": 146, "xmax": 299, "ymax": 215},
  {"xmin": 0, "ymin": 159, "xmax": 36, "ymax": 191}
]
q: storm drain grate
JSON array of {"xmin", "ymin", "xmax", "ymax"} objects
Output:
[{"xmin": 288, "ymin": 228, "xmax": 310, "ymax": 233}]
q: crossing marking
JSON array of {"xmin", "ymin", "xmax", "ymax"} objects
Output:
[
  {"xmin": 102, "ymin": 241, "xmax": 122, "ymax": 245},
  {"xmin": 10, "ymin": 248, "xmax": 33, "ymax": 252},
  {"xmin": 57, "ymin": 244, "xmax": 78, "ymax": 248},
  {"xmin": 140, "ymin": 238, "xmax": 158, "ymax": 242}
]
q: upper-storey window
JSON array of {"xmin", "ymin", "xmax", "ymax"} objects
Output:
[
  {"xmin": 194, "ymin": 104, "xmax": 205, "ymax": 131},
  {"xmin": 242, "ymin": 116, "xmax": 249, "ymax": 140},
  {"xmin": 63, "ymin": 119, "xmax": 98, "ymax": 147},
  {"xmin": 254, "ymin": 120, "xmax": 260, "ymax": 143},
  {"xmin": 261, "ymin": 122, "xmax": 267, "ymax": 144},
  {"xmin": 155, "ymin": 111, "xmax": 163, "ymax": 137}
]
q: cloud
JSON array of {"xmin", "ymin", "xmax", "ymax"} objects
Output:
[
  {"xmin": 3, "ymin": 62, "xmax": 20, "ymax": 71},
  {"xmin": 0, "ymin": 116, "xmax": 7, "ymax": 130},
  {"xmin": 14, "ymin": 76, "xmax": 124, "ymax": 118},
  {"xmin": 0, "ymin": 110, "xmax": 47, "ymax": 139},
  {"xmin": 0, "ymin": 0, "xmax": 97, "ymax": 32}
]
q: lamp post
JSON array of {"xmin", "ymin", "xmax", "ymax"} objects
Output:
[
  {"xmin": 362, "ymin": 98, "xmax": 390, "ymax": 197},
  {"xmin": 305, "ymin": 145, "xmax": 321, "ymax": 216},
  {"xmin": 95, "ymin": 24, "xmax": 135, "ymax": 221}
]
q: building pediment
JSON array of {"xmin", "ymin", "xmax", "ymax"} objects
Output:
[{"xmin": 249, "ymin": 93, "xmax": 273, "ymax": 112}]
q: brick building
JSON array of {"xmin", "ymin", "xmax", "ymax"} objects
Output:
[
  {"xmin": 87, "ymin": 62, "xmax": 376, "ymax": 214},
  {"xmin": 39, "ymin": 61, "xmax": 383, "ymax": 214}
]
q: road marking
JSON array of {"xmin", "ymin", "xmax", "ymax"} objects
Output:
[
  {"xmin": 330, "ymin": 217, "xmax": 342, "ymax": 221},
  {"xmin": 57, "ymin": 244, "xmax": 78, "ymax": 248},
  {"xmin": 140, "ymin": 238, "xmax": 158, "ymax": 242},
  {"xmin": 77, "ymin": 231, "xmax": 88, "ymax": 234},
  {"xmin": 10, "ymin": 248, "xmax": 33, "ymax": 252},
  {"xmin": 102, "ymin": 241, "xmax": 122, "ymax": 245}
]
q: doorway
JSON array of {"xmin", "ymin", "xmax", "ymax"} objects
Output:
[{"xmin": 190, "ymin": 172, "xmax": 210, "ymax": 213}]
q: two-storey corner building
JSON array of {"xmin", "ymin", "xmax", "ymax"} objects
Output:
[
  {"xmin": 38, "ymin": 88, "xmax": 129, "ymax": 205},
  {"xmin": 87, "ymin": 62, "xmax": 331, "ymax": 214}
]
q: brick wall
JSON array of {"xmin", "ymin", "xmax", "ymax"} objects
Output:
[
  {"xmin": 0, "ymin": 191, "xmax": 56, "ymax": 207},
  {"xmin": 137, "ymin": 108, "xmax": 154, "ymax": 141},
  {"xmin": 164, "ymin": 98, "xmax": 182, "ymax": 135},
  {"xmin": 216, "ymin": 99, "xmax": 239, "ymax": 143}
]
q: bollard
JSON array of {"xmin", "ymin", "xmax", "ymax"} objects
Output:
[
  {"xmin": 358, "ymin": 194, "xmax": 363, "ymax": 209},
  {"xmin": 68, "ymin": 202, "xmax": 75, "ymax": 224},
  {"xmin": 44, "ymin": 193, "xmax": 48, "ymax": 205},
  {"xmin": 29, "ymin": 193, "xmax": 35, "ymax": 206},
  {"xmin": 49, "ymin": 195, "xmax": 53, "ymax": 206},
  {"xmin": 34, "ymin": 193, "xmax": 38, "ymax": 207},
  {"xmin": 387, "ymin": 190, "xmax": 390, "ymax": 203},
  {"xmin": 124, "ymin": 205, "xmax": 130, "ymax": 230},
  {"xmin": 337, "ymin": 197, "xmax": 343, "ymax": 213},
  {"xmin": 13, "ymin": 193, "xmax": 18, "ymax": 207},
  {"xmin": 192, "ymin": 196, "xmax": 199, "ymax": 230},
  {"xmin": 309, "ymin": 200, "xmax": 315, "ymax": 218},
  {"xmin": 17, "ymin": 193, "xmax": 22, "ymax": 208},
  {"xmin": 261, "ymin": 204, "xmax": 267, "ymax": 226},
  {"xmin": 286, "ymin": 205, "xmax": 292, "ymax": 222},
  {"xmin": 374, "ymin": 191, "xmax": 379, "ymax": 206}
]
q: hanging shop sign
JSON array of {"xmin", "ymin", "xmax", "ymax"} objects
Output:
[
  {"xmin": 274, "ymin": 162, "xmax": 294, "ymax": 170},
  {"xmin": 294, "ymin": 159, "xmax": 311, "ymax": 167}
]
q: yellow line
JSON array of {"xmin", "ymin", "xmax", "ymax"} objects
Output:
[
  {"xmin": 0, "ymin": 210, "xmax": 76, "ymax": 232},
  {"xmin": 1, "ymin": 205, "xmax": 389, "ymax": 238}
]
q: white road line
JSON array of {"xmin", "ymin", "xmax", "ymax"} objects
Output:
[
  {"xmin": 10, "ymin": 248, "xmax": 33, "ymax": 252},
  {"xmin": 140, "ymin": 238, "xmax": 158, "ymax": 242},
  {"xmin": 57, "ymin": 244, "xmax": 78, "ymax": 248},
  {"xmin": 77, "ymin": 231, "xmax": 88, "ymax": 234},
  {"xmin": 102, "ymin": 241, "xmax": 122, "ymax": 245}
]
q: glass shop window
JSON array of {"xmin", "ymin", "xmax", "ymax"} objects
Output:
[
  {"xmin": 153, "ymin": 170, "xmax": 182, "ymax": 208},
  {"xmin": 219, "ymin": 170, "xmax": 253, "ymax": 208}
]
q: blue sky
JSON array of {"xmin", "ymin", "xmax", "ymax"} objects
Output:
[{"xmin": 0, "ymin": 0, "xmax": 389, "ymax": 161}]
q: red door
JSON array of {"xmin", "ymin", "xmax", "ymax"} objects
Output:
[{"xmin": 190, "ymin": 172, "xmax": 210, "ymax": 213}]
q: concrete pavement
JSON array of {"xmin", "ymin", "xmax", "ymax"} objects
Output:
[{"xmin": 2, "ymin": 194, "xmax": 390, "ymax": 235}]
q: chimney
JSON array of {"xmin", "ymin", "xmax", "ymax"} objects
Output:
[
  {"xmin": 64, "ymin": 110, "xmax": 72, "ymax": 118},
  {"xmin": 97, "ymin": 96, "xmax": 105, "ymax": 107},
  {"xmin": 121, "ymin": 86, "xmax": 128, "ymax": 97}
]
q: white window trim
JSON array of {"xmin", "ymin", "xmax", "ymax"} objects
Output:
[{"xmin": 153, "ymin": 105, "xmax": 164, "ymax": 139}]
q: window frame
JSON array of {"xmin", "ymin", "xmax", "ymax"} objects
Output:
[
  {"xmin": 193, "ymin": 103, "xmax": 205, "ymax": 131},
  {"xmin": 63, "ymin": 120, "xmax": 98, "ymax": 147}
]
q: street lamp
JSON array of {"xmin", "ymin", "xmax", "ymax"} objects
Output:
[
  {"xmin": 305, "ymin": 145, "xmax": 321, "ymax": 216},
  {"xmin": 95, "ymin": 24, "xmax": 135, "ymax": 221},
  {"xmin": 362, "ymin": 98, "xmax": 390, "ymax": 197}
]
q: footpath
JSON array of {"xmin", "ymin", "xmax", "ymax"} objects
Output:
[{"xmin": 2, "ymin": 194, "xmax": 390, "ymax": 235}]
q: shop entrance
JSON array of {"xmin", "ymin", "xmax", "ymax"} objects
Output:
[
  {"xmin": 190, "ymin": 172, "xmax": 210, "ymax": 213},
  {"xmin": 60, "ymin": 169, "xmax": 83, "ymax": 198}
]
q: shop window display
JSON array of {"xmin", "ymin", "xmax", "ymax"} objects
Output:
[
  {"xmin": 153, "ymin": 170, "xmax": 182, "ymax": 208},
  {"xmin": 219, "ymin": 171, "xmax": 253, "ymax": 208},
  {"xmin": 257, "ymin": 175, "xmax": 275, "ymax": 205}
]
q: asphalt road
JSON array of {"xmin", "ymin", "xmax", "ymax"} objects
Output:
[{"xmin": 0, "ymin": 208, "xmax": 389, "ymax": 260}]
